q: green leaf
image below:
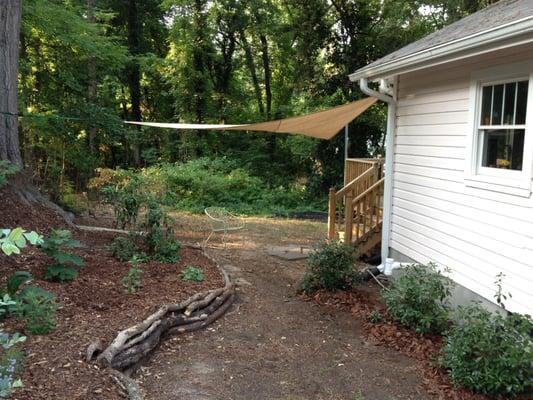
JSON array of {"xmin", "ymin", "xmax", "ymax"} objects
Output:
[
  {"xmin": 54, "ymin": 252, "xmax": 84, "ymax": 266},
  {"xmin": 7, "ymin": 271, "xmax": 33, "ymax": 296},
  {"xmin": 2, "ymin": 242, "xmax": 20, "ymax": 256},
  {"xmin": 24, "ymin": 231, "xmax": 43, "ymax": 245}
]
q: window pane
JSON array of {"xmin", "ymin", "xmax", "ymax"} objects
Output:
[
  {"xmin": 491, "ymin": 84, "xmax": 504, "ymax": 125},
  {"xmin": 516, "ymin": 80, "xmax": 529, "ymax": 124},
  {"xmin": 480, "ymin": 85, "xmax": 492, "ymax": 125},
  {"xmin": 503, "ymin": 82, "xmax": 516, "ymax": 125},
  {"xmin": 481, "ymin": 129, "xmax": 524, "ymax": 170}
]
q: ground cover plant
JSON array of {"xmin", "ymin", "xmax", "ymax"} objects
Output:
[
  {"xmin": 382, "ymin": 263, "xmax": 454, "ymax": 335},
  {"xmin": 180, "ymin": 265, "xmax": 205, "ymax": 282},
  {"xmin": 41, "ymin": 229, "xmax": 84, "ymax": 282},
  {"xmin": 299, "ymin": 239, "xmax": 361, "ymax": 293},
  {"xmin": 440, "ymin": 304, "xmax": 533, "ymax": 398},
  {"xmin": 0, "ymin": 331, "xmax": 25, "ymax": 397}
]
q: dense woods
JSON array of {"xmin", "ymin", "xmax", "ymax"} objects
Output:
[{"xmin": 3, "ymin": 0, "xmax": 494, "ymax": 213}]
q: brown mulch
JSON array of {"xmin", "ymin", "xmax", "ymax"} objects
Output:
[
  {"xmin": 0, "ymin": 188, "xmax": 225, "ymax": 400},
  {"xmin": 303, "ymin": 283, "xmax": 489, "ymax": 400}
]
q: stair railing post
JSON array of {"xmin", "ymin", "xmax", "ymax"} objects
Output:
[
  {"xmin": 344, "ymin": 194, "xmax": 353, "ymax": 244},
  {"xmin": 328, "ymin": 188, "xmax": 336, "ymax": 239}
]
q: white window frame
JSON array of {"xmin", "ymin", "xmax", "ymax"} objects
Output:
[{"xmin": 465, "ymin": 61, "xmax": 533, "ymax": 197}]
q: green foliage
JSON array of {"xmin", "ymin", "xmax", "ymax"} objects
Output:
[
  {"xmin": 382, "ymin": 263, "xmax": 453, "ymax": 334},
  {"xmin": 440, "ymin": 305, "xmax": 533, "ymax": 397},
  {"xmin": 6, "ymin": 272, "xmax": 32, "ymax": 297},
  {"xmin": 180, "ymin": 266, "xmax": 205, "ymax": 282},
  {"xmin": 41, "ymin": 230, "xmax": 84, "ymax": 282},
  {"xmin": 367, "ymin": 310, "xmax": 382, "ymax": 324},
  {"xmin": 0, "ymin": 229, "xmax": 43, "ymax": 256},
  {"xmin": 122, "ymin": 257, "xmax": 142, "ymax": 294},
  {"xmin": 100, "ymin": 174, "xmax": 145, "ymax": 229},
  {"xmin": 143, "ymin": 201, "xmax": 181, "ymax": 263},
  {"xmin": 0, "ymin": 331, "xmax": 25, "ymax": 398},
  {"xmin": 299, "ymin": 240, "xmax": 360, "ymax": 293},
  {"xmin": 17, "ymin": 288, "xmax": 57, "ymax": 335},
  {"xmin": 108, "ymin": 235, "xmax": 143, "ymax": 262},
  {"xmin": 0, "ymin": 161, "xmax": 19, "ymax": 188},
  {"xmin": 0, "ymin": 295, "xmax": 18, "ymax": 321}
]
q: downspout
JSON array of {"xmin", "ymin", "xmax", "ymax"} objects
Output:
[{"xmin": 358, "ymin": 77, "xmax": 397, "ymax": 266}]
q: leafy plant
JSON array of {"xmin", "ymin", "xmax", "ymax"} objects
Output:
[
  {"xmin": 180, "ymin": 265, "xmax": 205, "ymax": 282},
  {"xmin": 0, "ymin": 295, "xmax": 18, "ymax": 321},
  {"xmin": 0, "ymin": 161, "xmax": 19, "ymax": 188},
  {"xmin": 382, "ymin": 263, "xmax": 453, "ymax": 334},
  {"xmin": 100, "ymin": 174, "xmax": 144, "ymax": 229},
  {"xmin": 367, "ymin": 310, "xmax": 382, "ymax": 324},
  {"xmin": 440, "ymin": 304, "xmax": 533, "ymax": 397},
  {"xmin": 298, "ymin": 240, "xmax": 360, "ymax": 293},
  {"xmin": 0, "ymin": 331, "xmax": 25, "ymax": 397},
  {"xmin": 493, "ymin": 272, "xmax": 512, "ymax": 309},
  {"xmin": 0, "ymin": 229, "xmax": 43, "ymax": 256},
  {"xmin": 108, "ymin": 235, "xmax": 143, "ymax": 262},
  {"xmin": 41, "ymin": 230, "xmax": 84, "ymax": 282},
  {"xmin": 122, "ymin": 257, "xmax": 142, "ymax": 294},
  {"xmin": 6, "ymin": 272, "xmax": 32, "ymax": 297},
  {"xmin": 17, "ymin": 288, "xmax": 57, "ymax": 335},
  {"xmin": 143, "ymin": 200, "xmax": 181, "ymax": 263}
]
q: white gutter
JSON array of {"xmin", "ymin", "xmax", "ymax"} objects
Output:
[
  {"xmin": 349, "ymin": 16, "xmax": 533, "ymax": 82},
  {"xmin": 359, "ymin": 78, "xmax": 396, "ymax": 264}
]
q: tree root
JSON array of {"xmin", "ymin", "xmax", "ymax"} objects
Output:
[
  {"xmin": 94, "ymin": 261, "xmax": 234, "ymax": 371},
  {"xmin": 110, "ymin": 370, "xmax": 144, "ymax": 400}
]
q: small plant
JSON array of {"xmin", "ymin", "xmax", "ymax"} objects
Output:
[
  {"xmin": 41, "ymin": 229, "xmax": 84, "ymax": 282},
  {"xmin": 298, "ymin": 240, "xmax": 360, "ymax": 293},
  {"xmin": 122, "ymin": 257, "xmax": 142, "ymax": 294},
  {"xmin": 1, "ymin": 228, "xmax": 43, "ymax": 256},
  {"xmin": 367, "ymin": 310, "xmax": 382, "ymax": 324},
  {"xmin": 108, "ymin": 235, "xmax": 143, "ymax": 262},
  {"xmin": 382, "ymin": 263, "xmax": 453, "ymax": 334},
  {"xmin": 100, "ymin": 175, "xmax": 144, "ymax": 229},
  {"xmin": 440, "ymin": 304, "xmax": 533, "ymax": 397},
  {"xmin": 143, "ymin": 200, "xmax": 181, "ymax": 263},
  {"xmin": 0, "ymin": 295, "xmax": 18, "ymax": 321},
  {"xmin": 17, "ymin": 287, "xmax": 57, "ymax": 335},
  {"xmin": 0, "ymin": 161, "xmax": 19, "ymax": 188},
  {"xmin": 0, "ymin": 331, "xmax": 25, "ymax": 397},
  {"xmin": 493, "ymin": 272, "xmax": 512, "ymax": 309},
  {"xmin": 180, "ymin": 265, "xmax": 205, "ymax": 282}
]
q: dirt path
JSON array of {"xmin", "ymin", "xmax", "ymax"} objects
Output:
[{"xmin": 136, "ymin": 218, "xmax": 431, "ymax": 400}]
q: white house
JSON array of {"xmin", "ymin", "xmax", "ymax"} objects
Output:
[{"xmin": 349, "ymin": 0, "xmax": 533, "ymax": 316}]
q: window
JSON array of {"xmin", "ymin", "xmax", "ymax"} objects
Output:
[
  {"xmin": 466, "ymin": 62, "xmax": 533, "ymax": 197},
  {"xmin": 478, "ymin": 81, "xmax": 528, "ymax": 171}
]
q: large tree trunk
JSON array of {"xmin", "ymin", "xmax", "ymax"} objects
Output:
[
  {"xmin": 87, "ymin": 0, "xmax": 98, "ymax": 154},
  {"xmin": 0, "ymin": 0, "xmax": 23, "ymax": 167},
  {"xmin": 127, "ymin": 0, "xmax": 141, "ymax": 166}
]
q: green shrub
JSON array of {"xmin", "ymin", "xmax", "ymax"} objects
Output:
[
  {"xmin": 6, "ymin": 272, "xmax": 32, "ymax": 297},
  {"xmin": 0, "ymin": 331, "xmax": 25, "ymax": 397},
  {"xmin": 122, "ymin": 257, "xmax": 142, "ymax": 294},
  {"xmin": 99, "ymin": 173, "xmax": 144, "ymax": 229},
  {"xmin": 382, "ymin": 263, "xmax": 453, "ymax": 334},
  {"xmin": 17, "ymin": 287, "xmax": 57, "ymax": 335},
  {"xmin": 180, "ymin": 265, "xmax": 204, "ymax": 282},
  {"xmin": 108, "ymin": 235, "xmax": 143, "ymax": 262},
  {"xmin": 41, "ymin": 230, "xmax": 84, "ymax": 282},
  {"xmin": 143, "ymin": 201, "xmax": 181, "ymax": 263},
  {"xmin": 441, "ymin": 305, "xmax": 533, "ymax": 397},
  {"xmin": 0, "ymin": 161, "xmax": 19, "ymax": 188},
  {"xmin": 298, "ymin": 240, "xmax": 360, "ymax": 293}
]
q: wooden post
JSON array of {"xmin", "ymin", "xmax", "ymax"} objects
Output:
[
  {"xmin": 327, "ymin": 188, "xmax": 336, "ymax": 239},
  {"xmin": 344, "ymin": 194, "xmax": 353, "ymax": 244}
]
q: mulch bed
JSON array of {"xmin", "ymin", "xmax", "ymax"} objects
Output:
[
  {"xmin": 0, "ymin": 188, "xmax": 224, "ymax": 400},
  {"xmin": 302, "ymin": 282, "xmax": 490, "ymax": 400}
]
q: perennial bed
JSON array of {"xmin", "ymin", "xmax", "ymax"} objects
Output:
[{"xmin": 0, "ymin": 227, "xmax": 227, "ymax": 400}]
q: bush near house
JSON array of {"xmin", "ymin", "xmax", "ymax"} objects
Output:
[
  {"xmin": 440, "ymin": 305, "xmax": 533, "ymax": 398},
  {"xmin": 382, "ymin": 263, "xmax": 453, "ymax": 334},
  {"xmin": 299, "ymin": 240, "xmax": 361, "ymax": 293}
]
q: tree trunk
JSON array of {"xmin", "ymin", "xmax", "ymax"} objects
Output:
[
  {"xmin": 239, "ymin": 30, "xmax": 264, "ymax": 116},
  {"xmin": 127, "ymin": 0, "xmax": 141, "ymax": 166},
  {"xmin": 87, "ymin": 0, "xmax": 98, "ymax": 153},
  {"xmin": 259, "ymin": 33, "xmax": 272, "ymax": 119},
  {"xmin": 0, "ymin": 0, "xmax": 23, "ymax": 167}
]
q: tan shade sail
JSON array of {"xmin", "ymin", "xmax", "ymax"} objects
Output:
[{"xmin": 125, "ymin": 97, "xmax": 377, "ymax": 140}]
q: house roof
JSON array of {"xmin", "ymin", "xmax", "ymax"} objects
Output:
[{"xmin": 349, "ymin": 0, "xmax": 533, "ymax": 82}]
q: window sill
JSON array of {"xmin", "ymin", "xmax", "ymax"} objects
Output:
[{"xmin": 465, "ymin": 175, "xmax": 532, "ymax": 198}]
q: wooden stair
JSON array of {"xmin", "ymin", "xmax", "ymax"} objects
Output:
[{"xmin": 328, "ymin": 158, "xmax": 384, "ymax": 255}]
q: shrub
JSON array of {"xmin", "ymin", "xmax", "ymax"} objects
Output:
[
  {"xmin": 298, "ymin": 240, "xmax": 360, "ymax": 293},
  {"xmin": 180, "ymin": 265, "xmax": 204, "ymax": 282},
  {"xmin": 143, "ymin": 200, "xmax": 181, "ymax": 263},
  {"xmin": 441, "ymin": 305, "xmax": 533, "ymax": 397},
  {"xmin": 122, "ymin": 257, "xmax": 142, "ymax": 294},
  {"xmin": 0, "ymin": 331, "xmax": 25, "ymax": 397},
  {"xmin": 41, "ymin": 230, "xmax": 84, "ymax": 282},
  {"xmin": 108, "ymin": 235, "xmax": 143, "ymax": 262},
  {"xmin": 99, "ymin": 173, "xmax": 144, "ymax": 229},
  {"xmin": 382, "ymin": 263, "xmax": 453, "ymax": 334},
  {"xmin": 17, "ymin": 287, "xmax": 57, "ymax": 335}
]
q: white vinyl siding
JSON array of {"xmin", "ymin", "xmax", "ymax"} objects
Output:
[{"xmin": 392, "ymin": 43, "xmax": 533, "ymax": 316}]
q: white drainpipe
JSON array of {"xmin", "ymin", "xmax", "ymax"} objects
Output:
[{"xmin": 358, "ymin": 77, "xmax": 397, "ymax": 265}]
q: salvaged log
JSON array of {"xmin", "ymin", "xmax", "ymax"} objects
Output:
[{"xmin": 93, "ymin": 262, "xmax": 234, "ymax": 371}]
